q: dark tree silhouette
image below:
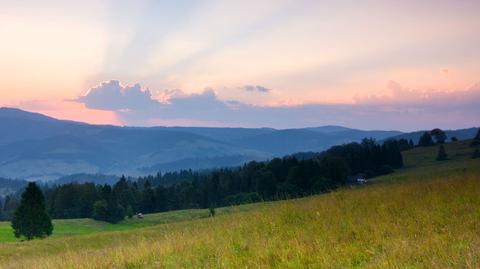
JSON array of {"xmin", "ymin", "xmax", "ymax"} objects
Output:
[
  {"xmin": 92, "ymin": 185, "xmax": 125, "ymax": 223},
  {"xmin": 397, "ymin": 139, "xmax": 414, "ymax": 151},
  {"xmin": 209, "ymin": 206, "xmax": 216, "ymax": 217},
  {"xmin": 430, "ymin": 128, "xmax": 447, "ymax": 144},
  {"xmin": 451, "ymin": 136, "xmax": 458, "ymax": 142},
  {"xmin": 472, "ymin": 148, "xmax": 480, "ymax": 159},
  {"xmin": 471, "ymin": 129, "xmax": 480, "ymax": 147},
  {"xmin": 436, "ymin": 145, "xmax": 448, "ymax": 161},
  {"xmin": 409, "ymin": 139, "xmax": 415, "ymax": 148},
  {"xmin": 11, "ymin": 182, "xmax": 53, "ymax": 240},
  {"xmin": 418, "ymin": 132, "xmax": 435, "ymax": 147}
]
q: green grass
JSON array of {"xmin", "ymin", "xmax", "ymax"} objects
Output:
[
  {"xmin": 0, "ymin": 140, "xmax": 479, "ymax": 268},
  {"xmin": 373, "ymin": 139, "xmax": 480, "ymax": 183},
  {"xmin": 0, "ymin": 209, "xmax": 209, "ymax": 242},
  {"xmin": 0, "ymin": 203, "xmax": 263, "ymax": 243}
]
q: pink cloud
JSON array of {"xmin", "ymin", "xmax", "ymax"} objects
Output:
[{"xmin": 355, "ymin": 80, "xmax": 480, "ymax": 109}]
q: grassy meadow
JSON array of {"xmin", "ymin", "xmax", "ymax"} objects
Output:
[{"xmin": 0, "ymin": 140, "xmax": 479, "ymax": 268}]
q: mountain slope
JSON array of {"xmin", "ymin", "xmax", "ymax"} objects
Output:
[
  {"xmin": 0, "ymin": 107, "xmax": 406, "ymax": 181},
  {"xmin": 235, "ymin": 128, "xmax": 402, "ymax": 156},
  {"xmin": 0, "ymin": 108, "xmax": 272, "ymax": 180},
  {"xmin": 0, "ymin": 107, "xmax": 91, "ymax": 145}
]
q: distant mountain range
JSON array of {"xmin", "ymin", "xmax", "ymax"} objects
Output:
[{"xmin": 0, "ymin": 107, "xmax": 476, "ymax": 182}]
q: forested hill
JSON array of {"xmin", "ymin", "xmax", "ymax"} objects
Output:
[
  {"xmin": 384, "ymin": 127, "xmax": 479, "ymax": 143},
  {"xmin": 0, "ymin": 138, "xmax": 404, "ymax": 222}
]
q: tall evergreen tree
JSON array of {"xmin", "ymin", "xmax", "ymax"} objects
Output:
[
  {"xmin": 409, "ymin": 139, "xmax": 415, "ymax": 148},
  {"xmin": 471, "ymin": 128, "xmax": 480, "ymax": 146},
  {"xmin": 418, "ymin": 132, "xmax": 435, "ymax": 147},
  {"xmin": 436, "ymin": 145, "xmax": 448, "ymax": 161},
  {"xmin": 92, "ymin": 185, "xmax": 125, "ymax": 223},
  {"xmin": 140, "ymin": 181, "xmax": 156, "ymax": 213},
  {"xmin": 11, "ymin": 182, "xmax": 53, "ymax": 240}
]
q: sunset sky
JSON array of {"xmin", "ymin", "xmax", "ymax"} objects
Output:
[{"xmin": 0, "ymin": 0, "xmax": 479, "ymax": 130}]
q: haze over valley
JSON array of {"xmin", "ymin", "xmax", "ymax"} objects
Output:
[{"xmin": 0, "ymin": 107, "xmax": 409, "ymax": 181}]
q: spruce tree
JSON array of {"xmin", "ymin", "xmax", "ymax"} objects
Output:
[
  {"xmin": 471, "ymin": 128, "xmax": 480, "ymax": 147},
  {"xmin": 436, "ymin": 145, "xmax": 448, "ymax": 161},
  {"xmin": 11, "ymin": 182, "xmax": 53, "ymax": 240},
  {"xmin": 418, "ymin": 132, "xmax": 434, "ymax": 147}
]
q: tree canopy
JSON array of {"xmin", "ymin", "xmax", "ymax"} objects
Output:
[
  {"xmin": 430, "ymin": 128, "xmax": 447, "ymax": 144},
  {"xmin": 418, "ymin": 132, "xmax": 435, "ymax": 147}
]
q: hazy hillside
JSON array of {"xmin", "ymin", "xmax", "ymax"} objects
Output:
[
  {"xmin": 232, "ymin": 127, "xmax": 402, "ymax": 156},
  {"xmin": 0, "ymin": 108, "xmax": 91, "ymax": 145},
  {"xmin": 0, "ymin": 177, "xmax": 27, "ymax": 197},
  {"xmin": 385, "ymin": 127, "xmax": 479, "ymax": 143},
  {"xmin": 0, "ymin": 108, "xmax": 409, "ymax": 181}
]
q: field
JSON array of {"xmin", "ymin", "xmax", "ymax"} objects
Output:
[{"xmin": 0, "ymin": 140, "xmax": 479, "ymax": 268}]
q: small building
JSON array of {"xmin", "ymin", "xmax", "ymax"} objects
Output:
[{"xmin": 347, "ymin": 174, "xmax": 367, "ymax": 185}]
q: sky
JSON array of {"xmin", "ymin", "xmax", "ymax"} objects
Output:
[{"xmin": 0, "ymin": 0, "xmax": 479, "ymax": 131}]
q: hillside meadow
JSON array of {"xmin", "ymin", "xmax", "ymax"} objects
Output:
[{"xmin": 0, "ymin": 140, "xmax": 479, "ymax": 268}]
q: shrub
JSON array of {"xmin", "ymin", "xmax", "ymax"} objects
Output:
[{"xmin": 436, "ymin": 145, "xmax": 448, "ymax": 161}]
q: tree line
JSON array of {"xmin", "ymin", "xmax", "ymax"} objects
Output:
[
  {"xmin": 6, "ymin": 129, "xmax": 479, "ymax": 240},
  {"xmin": 0, "ymin": 138, "xmax": 404, "ymax": 223},
  {"xmin": 7, "ymin": 127, "xmax": 472, "ymax": 223}
]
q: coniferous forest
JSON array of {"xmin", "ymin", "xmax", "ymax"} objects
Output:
[{"xmin": 1, "ymin": 139, "xmax": 401, "ymax": 223}]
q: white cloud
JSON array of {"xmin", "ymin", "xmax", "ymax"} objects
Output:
[{"xmin": 77, "ymin": 80, "xmax": 158, "ymax": 111}]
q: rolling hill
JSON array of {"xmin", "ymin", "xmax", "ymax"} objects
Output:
[
  {"xmin": 384, "ymin": 127, "xmax": 479, "ymax": 143},
  {"xmin": 0, "ymin": 138, "xmax": 478, "ymax": 268},
  {"xmin": 0, "ymin": 107, "xmax": 406, "ymax": 181}
]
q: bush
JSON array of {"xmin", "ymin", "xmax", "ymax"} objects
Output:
[
  {"xmin": 224, "ymin": 192, "xmax": 261, "ymax": 206},
  {"xmin": 126, "ymin": 205, "xmax": 134, "ymax": 219},
  {"xmin": 436, "ymin": 145, "xmax": 448, "ymax": 161},
  {"xmin": 209, "ymin": 206, "xmax": 215, "ymax": 217},
  {"xmin": 92, "ymin": 199, "xmax": 125, "ymax": 223}
]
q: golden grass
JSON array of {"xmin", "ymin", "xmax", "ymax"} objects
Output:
[{"xmin": 1, "ymin": 171, "xmax": 479, "ymax": 268}]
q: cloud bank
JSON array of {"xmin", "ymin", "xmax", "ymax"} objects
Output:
[
  {"xmin": 77, "ymin": 80, "xmax": 158, "ymax": 111},
  {"xmin": 76, "ymin": 80, "xmax": 480, "ymax": 131}
]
